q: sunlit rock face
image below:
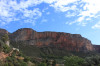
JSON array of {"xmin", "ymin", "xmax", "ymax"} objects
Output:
[
  {"xmin": 6, "ymin": 41, "xmax": 10, "ymax": 47},
  {"xmin": 9, "ymin": 28, "xmax": 95, "ymax": 52},
  {"xmin": 10, "ymin": 28, "xmax": 37, "ymax": 41}
]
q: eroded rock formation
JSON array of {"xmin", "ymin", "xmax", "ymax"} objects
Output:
[{"xmin": 9, "ymin": 28, "xmax": 95, "ymax": 52}]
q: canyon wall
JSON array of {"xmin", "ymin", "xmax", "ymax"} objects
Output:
[{"xmin": 9, "ymin": 28, "xmax": 95, "ymax": 52}]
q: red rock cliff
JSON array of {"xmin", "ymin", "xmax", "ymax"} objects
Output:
[{"xmin": 10, "ymin": 28, "xmax": 94, "ymax": 52}]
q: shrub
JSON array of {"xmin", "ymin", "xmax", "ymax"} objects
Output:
[
  {"xmin": 3, "ymin": 44, "xmax": 11, "ymax": 53},
  {"xmin": 52, "ymin": 60, "xmax": 56, "ymax": 66},
  {"xmin": 20, "ymin": 62, "xmax": 28, "ymax": 66},
  {"xmin": 1, "ymin": 34, "xmax": 9, "ymax": 43},
  {"xmin": 38, "ymin": 62, "xmax": 47, "ymax": 66},
  {"xmin": 8, "ymin": 62, "xmax": 14, "ymax": 66},
  {"xmin": 24, "ymin": 56, "xmax": 30, "ymax": 62},
  {"xmin": 84, "ymin": 55, "xmax": 100, "ymax": 66},
  {"xmin": 64, "ymin": 56, "xmax": 84, "ymax": 66}
]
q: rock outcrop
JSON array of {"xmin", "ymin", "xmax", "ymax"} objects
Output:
[
  {"xmin": 93, "ymin": 45, "xmax": 100, "ymax": 53},
  {"xmin": 9, "ymin": 28, "xmax": 95, "ymax": 52},
  {"xmin": 0, "ymin": 28, "xmax": 9, "ymax": 34}
]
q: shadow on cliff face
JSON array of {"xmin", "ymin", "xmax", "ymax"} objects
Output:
[{"xmin": 10, "ymin": 41, "xmax": 98, "ymax": 58}]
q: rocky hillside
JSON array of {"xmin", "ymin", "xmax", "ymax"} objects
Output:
[
  {"xmin": 8, "ymin": 28, "xmax": 95, "ymax": 52},
  {"xmin": 0, "ymin": 28, "xmax": 100, "ymax": 66}
]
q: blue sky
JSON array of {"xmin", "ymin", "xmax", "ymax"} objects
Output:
[{"xmin": 0, "ymin": 0, "xmax": 100, "ymax": 44}]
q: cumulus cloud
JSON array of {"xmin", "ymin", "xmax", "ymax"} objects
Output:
[
  {"xmin": 77, "ymin": 0, "xmax": 100, "ymax": 25},
  {"xmin": 50, "ymin": 0, "xmax": 78, "ymax": 12}
]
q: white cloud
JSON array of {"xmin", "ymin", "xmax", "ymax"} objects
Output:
[
  {"xmin": 92, "ymin": 22, "xmax": 100, "ymax": 29},
  {"xmin": 50, "ymin": 2, "xmax": 78, "ymax": 12},
  {"xmin": 66, "ymin": 12, "xmax": 76, "ymax": 17},
  {"xmin": 23, "ymin": 8, "xmax": 42, "ymax": 19},
  {"xmin": 64, "ymin": 0, "xmax": 100, "ymax": 26},
  {"xmin": 1, "ymin": 0, "xmax": 100, "ymax": 27},
  {"xmin": 78, "ymin": 22, "xmax": 87, "ymax": 26},
  {"xmin": 77, "ymin": 16, "xmax": 84, "ymax": 22},
  {"xmin": 42, "ymin": 7, "xmax": 48, "ymax": 12},
  {"xmin": 0, "ymin": 0, "xmax": 42, "ymax": 26},
  {"xmin": 82, "ymin": 0, "xmax": 100, "ymax": 14},
  {"xmin": 66, "ymin": 21, "xmax": 76, "ymax": 25},
  {"xmin": 43, "ymin": 0, "xmax": 57, "ymax": 4},
  {"xmin": 44, "ymin": 0, "xmax": 100, "ymax": 26},
  {"xmin": 86, "ymin": 18, "xmax": 91, "ymax": 21},
  {"xmin": 78, "ymin": 0, "xmax": 100, "ymax": 21}
]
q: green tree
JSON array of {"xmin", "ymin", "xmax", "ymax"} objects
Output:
[
  {"xmin": 0, "ymin": 39, "xmax": 5, "ymax": 52},
  {"xmin": 14, "ymin": 62, "xmax": 21, "ymax": 66},
  {"xmin": 84, "ymin": 55, "xmax": 100, "ymax": 66},
  {"xmin": 8, "ymin": 62, "xmax": 14, "ymax": 66},
  {"xmin": 3, "ymin": 44, "xmax": 11, "ymax": 53},
  {"xmin": 64, "ymin": 56, "xmax": 84, "ymax": 66},
  {"xmin": 2, "ymin": 34, "xmax": 9, "ymax": 43},
  {"xmin": 4, "ymin": 62, "xmax": 8, "ymax": 66},
  {"xmin": 6, "ymin": 57, "xmax": 12, "ymax": 62},
  {"xmin": 24, "ymin": 56, "xmax": 30, "ymax": 62},
  {"xmin": 52, "ymin": 60, "xmax": 56, "ymax": 66},
  {"xmin": 20, "ymin": 62, "xmax": 28, "ymax": 66},
  {"xmin": 38, "ymin": 62, "xmax": 47, "ymax": 66}
]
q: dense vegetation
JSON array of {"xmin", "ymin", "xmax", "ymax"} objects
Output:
[
  {"xmin": 0, "ymin": 34, "xmax": 33, "ymax": 66},
  {"xmin": 11, "ymin": 41, "xmax": 98, "ymax": 58}
]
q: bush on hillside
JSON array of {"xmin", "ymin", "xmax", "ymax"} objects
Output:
[
  {"xmin": 64, "ymin": 56, "xmax": 84, "ymax": 66},
  {"xmin": 3, "ymin": 44, "xmax": 11, "ymax": 53}
]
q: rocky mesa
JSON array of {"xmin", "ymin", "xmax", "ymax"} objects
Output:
[{"xmin": 9, "ymin": 28, "xmax": 95, "ymax": 52}]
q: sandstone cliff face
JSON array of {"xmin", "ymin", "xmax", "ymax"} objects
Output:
[
  {"xmin": 10, "ymin": 28, "xmax": 37, "ymax": 41},
  {"xmin": 9, "ymin": 28, "xmax": 95, "ymax": 52}
]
